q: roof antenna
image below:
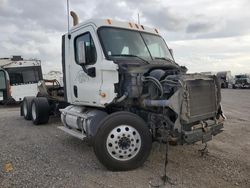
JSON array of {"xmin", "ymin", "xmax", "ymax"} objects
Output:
[
  {"xmin": 137, "ymin": 13, "xmax": 140, "ymax": 25},
  {"xmin": 67, "ymin": 0, "xmax": 70, "ymax": 34}
]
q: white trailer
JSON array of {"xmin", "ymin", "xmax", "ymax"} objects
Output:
[{"xmin": 0, "ymin": 56, "xmax": 43, "ymax": 103}]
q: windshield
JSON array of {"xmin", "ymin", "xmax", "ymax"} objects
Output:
[
  {"xmin": 98, "ymin": 27, "xmax": 173, "ymax": 62},
  {"xmin": 5, "ymin": 66, "xmax": 42, "ymax": 85}
]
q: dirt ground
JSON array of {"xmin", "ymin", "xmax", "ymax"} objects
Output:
[{"xmin": 0, "ymin": 89, "xmax": 249, "ymax": 188}]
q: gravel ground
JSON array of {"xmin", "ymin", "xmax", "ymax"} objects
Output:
[{"xmin": 0, "ymin": 89, "xmax": 250, "ymax": 188}]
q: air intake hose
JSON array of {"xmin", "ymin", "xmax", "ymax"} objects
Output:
[{"xmin": 143, "ymin": 99, "xmax": 171, "ymax": 107}]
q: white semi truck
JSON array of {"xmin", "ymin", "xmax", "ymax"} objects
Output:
[
  {"xmin": 21, "ymin": 12, "xmax": 225, "ymax": 171},
  {"xmin": 0, "ymin": 56, "xmax": 42, "ymax": 104}
]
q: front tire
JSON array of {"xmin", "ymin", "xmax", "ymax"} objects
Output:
[
  {"xmin": 94, "ymin": 111, "xmax": 152, "ymax": 171},
  {"xmin": 31, "ymin": 97, "xmax": 50, "ymax": 125}
]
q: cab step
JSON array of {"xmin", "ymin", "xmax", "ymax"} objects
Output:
[{"xmin": 58, "ymin": 126, "xmax": 86, "ymax": 140}]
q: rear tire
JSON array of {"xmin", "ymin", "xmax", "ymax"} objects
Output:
[
  {"xmin": 94, "ymin": 111, "xmax": 152, "ymax": 171},
  {"xmin": 22, "ymin": 97, "xmax": 36, "ymax": 120},
  {"xmin": 31, "ymin": 97, "xmax": 50, "ymax": 125}
]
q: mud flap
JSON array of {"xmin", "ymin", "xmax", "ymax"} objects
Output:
[{"xmin": 20, "ymin": 101, "xmax": 24, "ymax": 116}]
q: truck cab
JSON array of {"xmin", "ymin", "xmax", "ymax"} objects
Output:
[{"xmin": 22, "ymin": 15, "xmax": 225, "ymax": 171}]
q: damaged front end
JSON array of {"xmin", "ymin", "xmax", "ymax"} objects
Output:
[
  {"xmin": 160, "ymin": 74, "xmax": 225, "ymax": 144},
  {"xmin": 112, "ymin": 62, "xmax": 225, "ymax": 145}
]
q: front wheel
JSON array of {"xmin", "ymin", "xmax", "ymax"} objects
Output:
[{"xmin": 94, "ymin": 111, "xmax": 152, "ymax": 171}]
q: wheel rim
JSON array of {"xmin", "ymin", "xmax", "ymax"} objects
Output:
[
  {"xmin": 106, "ymin": 125, "xmax": 141, "ymax": 161},
  {"xmin": 31, "ymin": 103, "xmax": 36, "ymax": 120},
  {"xmin": 23, "ymin": 102, "xmax": 28, "ymax": 116}
]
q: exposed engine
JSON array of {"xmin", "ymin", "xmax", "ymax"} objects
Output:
[
  {"xmin": 118, "ymin": 64, "xmax": 181, "ymax": 100},
  {"xmin": 111, "ymin": 62, "xmax": 223, "ymax": 144}
]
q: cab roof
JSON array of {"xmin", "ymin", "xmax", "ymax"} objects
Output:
[{"xmin": 70, "ymin": 18, "xmax": 160, "ymax": 35}]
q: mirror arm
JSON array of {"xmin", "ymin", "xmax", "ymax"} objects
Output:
[
  {"xmin": 81, "ymin": 66, "xmax": 96, "ymax": 78},
  {"xmin": 82, "ymin": 65, "xmax": 88, "ymax": 74}
]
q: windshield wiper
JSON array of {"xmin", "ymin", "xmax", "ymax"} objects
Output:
[
  {"xmin": 154, "ymin": 57, "xmax": 174, "ymax": 63},
  {"xmin": 111, "ymin": 54, "xmax": 149, "ymax": 64},
  {"xmin": 154, "ymin": 57, "xmax": 181, "ymax": 68}
]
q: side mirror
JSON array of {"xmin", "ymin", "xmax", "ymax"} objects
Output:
[
  {"xmin": 169, "ymin": 48, "xmax": 174, "ymax": 58},
  {"xmin": 77, "ymin": 41, "xmax": 86, "ymax": 65},
  {"xmin": 180, "ymin": 66, "xmax": 188, "ymax": 73}
]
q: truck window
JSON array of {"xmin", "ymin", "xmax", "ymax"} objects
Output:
[
  {"xmin": 75, "ymin": 32, "xmax": 97, "ymax": 65},
  {"xmin": 141, "ymin": 33, "xmax": 173, "ymax": 60},
  {"xmin": 0, "ymin": 71, "xmax": 6, "ymax": 89},
  {"xmin": 98, "ymin": 27, "xmax": 173, "ymax": 62},
  {"xmin": 98, "ymin": 27, "xmax": 151, "ymax": 60},
  {"xmin": 5, "ymin": 66, "xmax": 42, "ymax": 85}
]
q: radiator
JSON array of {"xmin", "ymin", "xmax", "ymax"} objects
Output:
[{"xmin": 183, "ymin": 79, "xmax": 218, "ymax": 123}]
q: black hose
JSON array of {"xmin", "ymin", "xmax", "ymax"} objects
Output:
[{"xmin": 143, "ymin": 76, "xmax": 164, "ymax": 97}]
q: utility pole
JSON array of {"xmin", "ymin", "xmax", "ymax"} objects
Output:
[{"xmin": 67, "ymin": 0, "xmax": 70, "ymax": 34}]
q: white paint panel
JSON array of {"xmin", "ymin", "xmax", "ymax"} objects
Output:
[
  {"xmin": 99, "ymin": 65, "xmax": 119, "ymax": 105},
  {"xmin": 70, "ymin": 19, "xmax": 160, "ymax": 36},
  {"xmin": 11, "ymin": 83, "xmax": 38, "ymax": 102}
]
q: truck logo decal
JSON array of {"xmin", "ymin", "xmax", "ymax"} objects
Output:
[{"xmin": 75, "ymin": 70, "xmax": 89, "ymax": 83}]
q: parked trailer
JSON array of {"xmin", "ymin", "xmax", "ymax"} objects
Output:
[
  {"xmin": 233, "ymin": 74, "xmax": 250, "ymax": 89},
  {"xmin": 216, "ymin": 71, "xmax": 233, "ymax": 88},
  {"xmin": 21, "ymin": 79, "xmax": 68, "ymax": 124},
  {"xmin": 0, "ymin": 56, "xmax": 43, "ymax": 104},
  {"xmin": 201, "ymin": 71, "xmax": 233, "ymax": 89},
  {"xmin": 21, "ymin": 12, "xmax": 225, "ymax": 171}
]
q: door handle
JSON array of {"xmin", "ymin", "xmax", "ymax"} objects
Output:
[{"xmin": 73, "ymin": 85, "xmax": 78, "ymax": 98}]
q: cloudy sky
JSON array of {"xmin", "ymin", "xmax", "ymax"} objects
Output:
[{"xmin": 0, "ymin": 0, "xmax": 249, "ymax": 74}]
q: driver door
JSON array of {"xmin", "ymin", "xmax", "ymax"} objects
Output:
[{"xmin": 68, "ymin": 26, "xmax": 103, "ymax": 106}]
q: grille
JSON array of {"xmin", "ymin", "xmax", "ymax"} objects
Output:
[{"xmin": 185, "ymin": 79, "xmax": 217, "ymax": 122}]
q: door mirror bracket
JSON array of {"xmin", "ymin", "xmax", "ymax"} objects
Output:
[{"xmin": 82, "ymin": 66, "xmax": 96, "ymax": 78}]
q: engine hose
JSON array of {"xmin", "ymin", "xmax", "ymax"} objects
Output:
[
  {"xmin": 116, "ymin": 92, "xmax": 128, "ymax": 103},
  {"xmin": 160, "ymin": 79, "xmax": 179, "ymax": 85},
  {"xmin": 143, "ymin": 99, "xmax": 171, "ymax": 107},
  {"xmin": 145, "ymin": 76, "xmax": 163, "ymax": 89},
  {"xmin": 143, "ymin": 76, "xmax": 164, "ymax": 97}
]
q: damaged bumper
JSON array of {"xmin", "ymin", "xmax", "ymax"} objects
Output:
[{"xmin": 183, "ymin": 119, "xmax": 224, "ymax": 144}]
